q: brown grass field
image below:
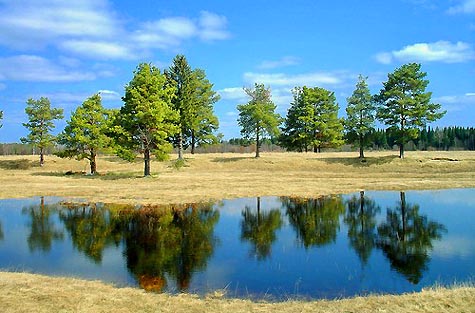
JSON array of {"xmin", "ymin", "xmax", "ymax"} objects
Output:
[
  {"xmin": 1, "ymin": 150, "xmax": 475, "ymax": 312},
  {"xmin": 1, "ymin": 150, "xmax": 475, "ymax": 204}
]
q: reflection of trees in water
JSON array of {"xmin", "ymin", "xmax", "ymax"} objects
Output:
[
  {"xmin": 118, "ymin": 203, "xmax": 219, "ymax": 292},
  {"xmin": 58, "ymin": 203, "xmax": 120, "ymax": 263},
  {"xmin": 344, "ymin": 191, "xmax": 380, "ymax": 266},
  {"xmin": 22, "ymin": 197, "xmax": 64, "ymax": 252},
  {"xmin": 376, "ymin": 192, "xmax": 446, "ymax": 284},
  {"xmin": 0, "ymin": 220, "xmax": 3, "ymax": 241},
  {"xmin": 283, "ymin": 195, "xmax": 345, "ymax": 249},
  {"xmin": 240, "ymin": 197, "xmax": 283, "ymax": 260}
]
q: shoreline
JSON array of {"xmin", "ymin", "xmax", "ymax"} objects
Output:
[{"xmin": 0, "ymin": 272, "xmax": 474, "ymax": 313}]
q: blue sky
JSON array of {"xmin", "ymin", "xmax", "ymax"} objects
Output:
[{"xmin": 0, "ymin": 0, "xmax": 474, "ymax": 143}]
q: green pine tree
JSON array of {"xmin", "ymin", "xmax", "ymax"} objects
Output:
[
  {"xmin": 56, "ymin": 94, "xmax": 112, "ymax": 174},
  {"xmin": 376, "ymin": 63, "xmax": 445, "ymax": 158},
  {"xmin": 21, "ymin": 97, "xmax": 64, "ymax": 166}
]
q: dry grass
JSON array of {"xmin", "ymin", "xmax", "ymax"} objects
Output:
[
  {"xmin": 1, "ymin": 151, "xmax": 474, "ymax": 205},
  {"xmin": 0, "ymin": 272, "xmax": 473, "ymax": 313}
]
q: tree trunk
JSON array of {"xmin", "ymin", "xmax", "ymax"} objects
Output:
[
  {"xmin": 255, "ymin": 128, "xmax": 260, "ymax": 158},
  {"xmin": 89, "ymin": 149, "xmax": 97, "ymax": 175},
  {"xmin": 359, "ymin": 135, "xmax": 365, "ymax": 158},
  {"xmin": 399, "ymin": 143, "xmax": 405, "ymax": 159},
  {"xmin": 144, "ymin": 148, "xmax": 151, "ymax": 176},
  {"xmin": 400, "ymin": 191, "xmax": 406, "ymax": 241},
  {"xmin": 191, "ymin": 130, "xmax": 196, "ymax": 155},
  {"xmin": 178, "ymin": 131, "xmax": 184, "ymax": 160},
  {"xmin": 39, "ymin": 147, "xmax": 45, "ymax": 167}
]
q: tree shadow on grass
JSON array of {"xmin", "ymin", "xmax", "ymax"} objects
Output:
[
  {"xmin": 212, "ymin": 156, "xmax": 250, "ymax": 163},
  {"xmin": 31, "ymin": 171, "xmax": 145, "ymax": 180},
  {"xmin": 318, "ymin": 155, "xmax": 398, "ymax": 167},
  {"xmin": 0, "ymin": 159, "xmax": 39, "ymax": 170}
]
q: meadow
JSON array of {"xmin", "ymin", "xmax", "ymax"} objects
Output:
[{"xmin": 0, "ymin": 150, "xmax": 474, "ymax": 205}]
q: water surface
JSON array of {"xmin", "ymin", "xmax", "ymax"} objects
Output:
[{"xmin": 0, "ymin": 189, "xmax": 474, "ymax": 299}]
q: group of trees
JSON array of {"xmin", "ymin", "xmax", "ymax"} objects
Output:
[
  {"xmin": 237, "ymin": 63, "xmax": 445, "ymax": 159},
  {"xmin": 15, "ymin": 55, "xmax": 220, "ymax": 176},
  {"xmin": 0, "ymin": 61, "xmax": 458, "ymax": 172}
]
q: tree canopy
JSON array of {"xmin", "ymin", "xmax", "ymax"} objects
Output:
[
  {"xmin": 237, "ymin": 83, "xmax": 281, "ymax": 158},
  {"xmin": 21, "ymin": 97, "xmax": 64, "ymax": 166},
  {"xmin": 56, "ymin": 94, "xmax": 112, "ymax": 174},
  {"xmin": 114, "ymin": 63, "xmax": 178, "ymax": 176},
  {"xmin": 280, "ymin": 86, "xmax": 344, "ymax": 153},
  {"xmin": 376, "ymin": 63, "xmax": 445, "ymax": 158}
]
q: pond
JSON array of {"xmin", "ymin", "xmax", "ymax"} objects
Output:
[{"xmin": 0, "ymin": 189, "xmax": 474, "ymax": 299}]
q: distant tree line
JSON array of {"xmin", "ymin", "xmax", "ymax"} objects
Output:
[{"xmin": 368, "ymin": 126, "xmax": 475, "ymax": 151}]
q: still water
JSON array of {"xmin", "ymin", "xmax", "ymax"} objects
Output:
[{"xmin": 0, "ymin": 189, "xmax": 474, "ymax": 299}]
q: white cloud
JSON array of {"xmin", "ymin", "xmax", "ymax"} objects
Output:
[
  {"xmin": 0, "ymin": 0, "xmax": 119, "ymax": 49},
  {"xmin": 98, "ymin": 89, "xmax": 121, "ymax": 100},
  {"xmin": 198, "ymin": 11, "xmax": 230, "ymax": 41},
  {"xmin": 434, "ymin": 93, "xmax": 475, "ymax": 112},
  {"xmin": 374, "ymin": 52, "xmax": 393, "ymax": 65},
  {"xmin": 133, "ymin": 11, "xmax": 230, "ymax": 51},
  {"xmin": 60, "ymin": 40, "xmax": 135, "ymax": 60},
  {"xmin": 0, "ymin": 1, "xmax": 230, "ymax": 59},
  {"xmin": 258, "ymin": 56, "xmax": 300, "ymax": 70},
  {"xmin": 375, "ymin": 41, "xmax": 475, "ymax": 64},
  {"xmin": 243, "ymin": 71, "xmax": 346, "ymax": 87},
  {"xmin": 0, "ymin": 55, "xmax": 95, "ymax": 82},
  {"xmin": 447, "ymin": 0, "xmax": 475, "ymax": 14},
  {"xmin": 218, "ymin": 87, "xmax": 247, "ymax": 101}
]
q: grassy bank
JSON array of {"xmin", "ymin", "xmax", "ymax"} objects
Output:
[
  {"xmin": 0, "ymin": 272, "xmax": 474, "ymax": 313},
  {"xmin": 1, "ymin": 151, "xmax": 475, "ymax": 204}
]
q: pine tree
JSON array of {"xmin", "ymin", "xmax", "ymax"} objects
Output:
[
  {"xmin": 376, "ymin": 63, "xmax": 445, "ymax": 158},
  {"xmin": 237, "ymin": 83, "xmax": 281, "ymax": 158},
  {"xmin": 21, "ymin": 97, "xmax": 64, "ymax": 166},
  {"xmin": 115, "ymin": 63, "xmax": 178, "ymax": 176},
  {"xmin": 56, "ymin": 94, "xmax": 112, "ymax": 174},
  {"xmin": 344, "ymin": 75, "xmax": 376, "ymax": 158}
]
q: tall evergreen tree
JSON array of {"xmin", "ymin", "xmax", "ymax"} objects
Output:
[
  {"xmin": 21, "ymin": 97, "xmax": 64, "ymax": 166},
  {"xmin": 165, "ymin": 55, "xmax": 194, "ymax": 160},
  {"xmin": 345, "ymin": 75, "xmax": 376, "ymax": 158},
  {"xmin": 0, "ymin": 110, "xmax": 3, "ymax": 129},
  {"xmin": 115, "ymin": 63, "xmax": 178, "ymax": 176},
  {"xmin": 279, "ymin": 88, "xmax": 309, "ymax": 151},
  {"xmin": 375, "ymin": 63, "xmax": 445, "ymax": 158},
  {"xmin": 56, "ymin": 94, "xmax": 112, "ymax": 174},
  {"xmin": 166, "ymin": 56, "xmax": 220, "ymax": 157},
  {"xmin": 237, "ymin": 83, "xmax": 281, "ymax": 158},
  {"xmin": 187, "ymin": 69, "xmax": 220, "ymax": 154}
]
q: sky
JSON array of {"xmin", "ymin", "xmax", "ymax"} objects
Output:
[{"xmin": 0, "ymin": 0, "xmax": 474, "ymax": 143}]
